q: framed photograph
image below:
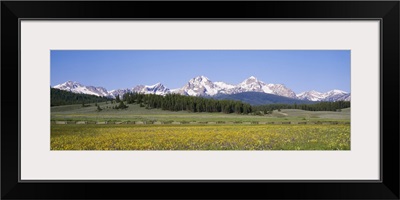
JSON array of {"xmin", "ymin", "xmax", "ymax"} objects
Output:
[{"xmin": 2, "ymin": 1, "xmax": 399, "ymax": 199}]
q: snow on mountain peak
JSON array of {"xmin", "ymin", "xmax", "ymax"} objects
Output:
[
  {"xmin": 241, "ymin": 76, "xmax": 260, "ymax": 84},
  {"xmin": 234, "ymin": 77, "xmax": 297, "ymax": 98},
  {"xmin": 147, "ymin": 82, "xmax": 162, "ymax": 88},
  {"xmin": 132, "ymin": 82, "xmax": 170, "ymax": 95},
  {"xmin": 189, "ymin": 76, "xmax": 211, "ymax": 84},
  {"xmin": 64, "ymin": 80, "xmax": 74, "ymax": 84},
  {"xmin": 64, "ymin": 80, "xmax": 76, "ymax": 84},
  {"xmin": 328, "ymin": 89, "xmax": 347, "ymax": 94},
  {"xmin": 56, "ymin": 80, "xmax": 82, "ymax": 88},
  {"xmin": 298, "ymin": 90, "xmax": 322, "ymax": 96},
  {"xmin": 54, "ymin": 81, "xmax": 109, "ymax": 97},
  {"xmin": 199, "ymin": 75, "xmax": 208, "ymax": 79},
  {"xmin": 178, "ymin": 76, "xmax": 217, "ymax": 96},
  {"xmin": 297, "ymin": 89, "xmax": 350, "ymax": 102},
  {"xmin": 214, "ymin": 81, "xmax": 235, "ymax": 89},
  {"xmin": 296, "ymin": 90, "xmax": 325, "ymax": 101}
]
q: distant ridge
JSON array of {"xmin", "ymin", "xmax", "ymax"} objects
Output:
[{"xmin": 53, "ymin": 75, "xmax": 351, "ymax": 102}]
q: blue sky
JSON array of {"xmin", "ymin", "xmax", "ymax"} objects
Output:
[{"xmin": 51, "ymin": 50, "xmax": 350, "ymax": 93}]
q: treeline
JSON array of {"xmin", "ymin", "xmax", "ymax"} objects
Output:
[
  {"xmin": 51, "ymin": 88, "xmax": 110, "ymax": 106},
  {"xmin": 122, "ymin": 92, "xmax": 252, "ymax": 114},
  {"xmin": 253, "ymin": 101, "xmax": 351, "ymax": 113}
]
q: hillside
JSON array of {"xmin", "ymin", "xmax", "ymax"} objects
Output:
[
  {"xmin": 212, "ymin": 92, "xmax": 315, "ymax": 105},
  {"xmin": 51, "ymin": 88, "xmax": 111, "ymax": 106}
]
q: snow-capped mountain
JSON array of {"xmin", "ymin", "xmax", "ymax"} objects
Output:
[
  {"xmin": 108, "ymin": 88, "xmax": 131, "ymax": 99},
  {"xmin": 173, "ymin": 76, "xmax": 220, "ymax": 96},
  {"xmin": 297, "ymin": 89, "xmax": 351, "ymax": 102},
  {"xmin": 335, "ymin": 93, "xmax": 351, "ymax": 101},
  {"xmin": 132, "ymin": 83, "xmax": 170, "ymax": 95},
  {"xmin": 234, "ymin": 76, "xmax": 297, "ymax": 98},
  {"xmin": 171, "ymin": 76, "xmax": 296, "ymax": 98},
  {"xmin": 53, "ymin": 76, "xmax": 350, "ymax": 102},
  {"xmin": 214, "ymin": 81, "xmax": 235, "ymax": 90},
  {"xmin": 323, "ymin": 90, "xmax": 351, "ymax": 102},
  {"xmin": 53, "ymin": 81, "xmax": 109, "ymax": 97},
  {"xmin": 296, "ymin": 90, "xmax": 326, "ymax": 101},
  {"xmin": 213, "ymin": 81, "xmax": 236, "ymax": 94}
]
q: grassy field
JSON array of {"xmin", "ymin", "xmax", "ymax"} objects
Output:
[
  {"xmin": 51, "ymin": 102, "xmax": 350, "ymax": 150},
  {"xmin": 51, "ymin": 101, "xmax": 350, "ymax": 123},
  {"xmin": 51, "ymin": 124, "xmax": 350, "ymax": 150}
]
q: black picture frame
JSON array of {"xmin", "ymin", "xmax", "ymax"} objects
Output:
[{"xmin": 2, "ymin": 1, "xmax": 399, "ymax": 199}]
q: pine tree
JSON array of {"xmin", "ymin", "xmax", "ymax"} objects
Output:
[
  {"xmin": 117, "ymin": 101, "xmax": 128, "ymax": 109},
  {"xmin": 116, "ymin": 95, "xmax": 121, "ymax": 103}
]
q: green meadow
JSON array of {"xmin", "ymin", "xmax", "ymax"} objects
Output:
[
  {"xmin": 51, "ymin": 101, "xmax": 350, "ymax": 123},
  {"xmin": 51, "ymin": 102, "xmax": 350, "ymax": 150}
]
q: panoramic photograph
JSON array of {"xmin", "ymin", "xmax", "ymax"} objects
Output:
[{"xmin": 51, "ymin": 50, "xmax": 351, "ymax": 150}]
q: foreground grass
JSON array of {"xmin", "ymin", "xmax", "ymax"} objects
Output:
[{"xmin": 51, "ymin": 124, "xmax": 350, "ymax": 150}]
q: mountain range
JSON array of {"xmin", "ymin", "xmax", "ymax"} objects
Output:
[{"xmin": 53, "ymin": 76, "xmax": 351, "ymax": 102}]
